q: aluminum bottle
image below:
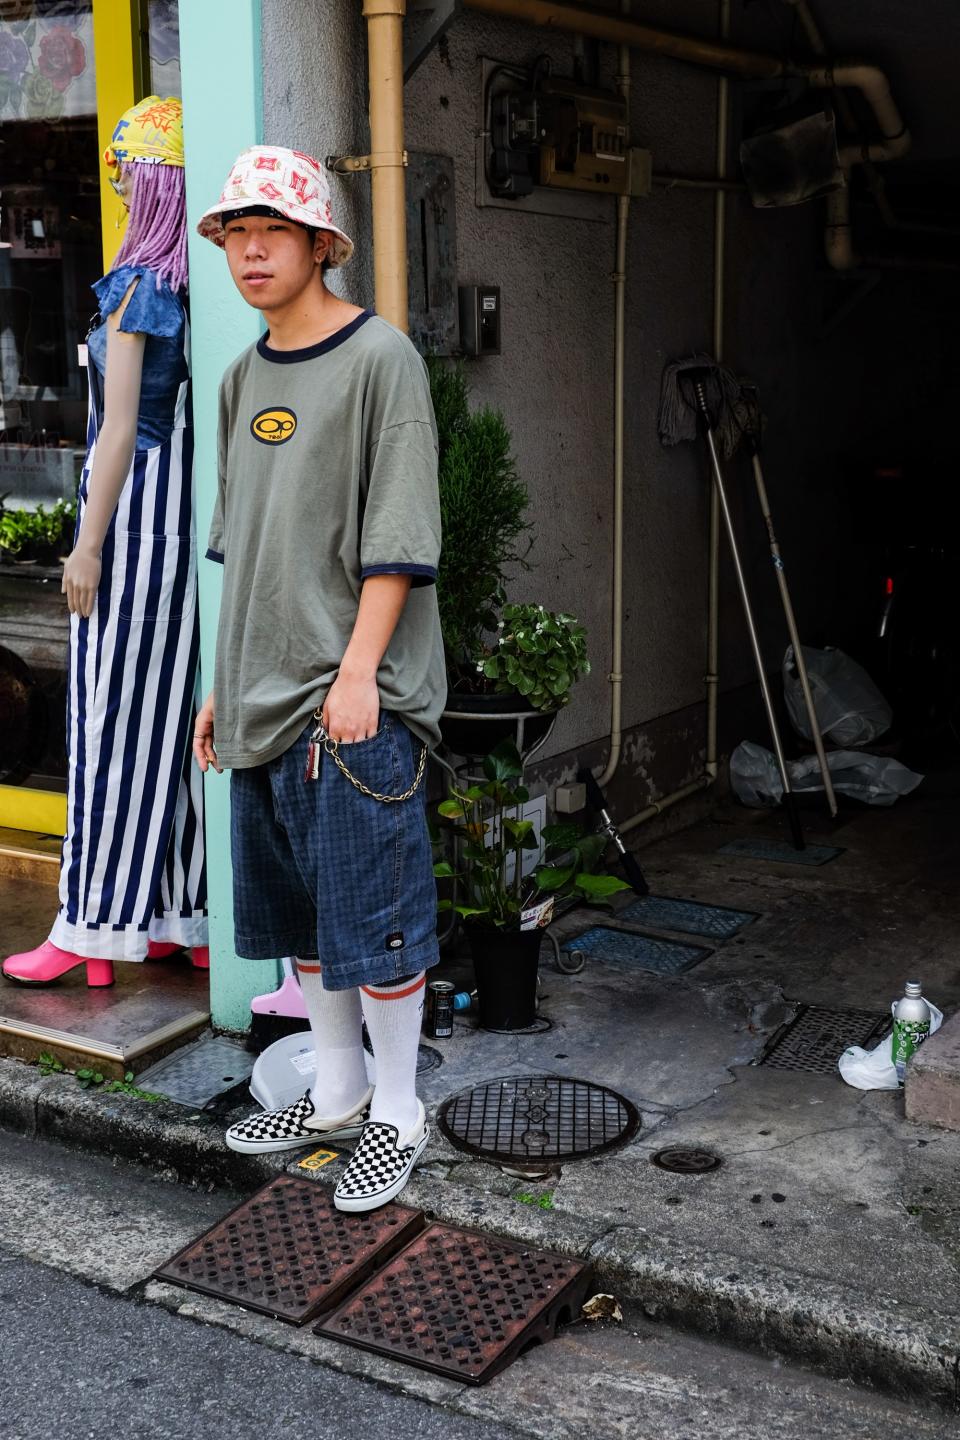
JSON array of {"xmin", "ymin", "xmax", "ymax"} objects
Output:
[{"xmin": 891, "ymin": 981, "xmax": 932, "ymax": 1083}]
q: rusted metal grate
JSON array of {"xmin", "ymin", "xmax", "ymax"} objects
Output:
[
  {"xmin": 153, "ymin": 1174, "xmax": 424, "ymax": 1325},
  {"xmin": 437, "ymin": 1074, "xmax": 640, "ymax": 1163},
  {"xmin": 316, "ymin": 1222, "xmax": 592, "ymax": 1385},
  {"xmin": 756, "ymin": 1003, "xmax": 891, "ymax": 1075}
]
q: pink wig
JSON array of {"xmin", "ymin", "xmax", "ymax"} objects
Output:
[{"xmin": 111, "ymin": 162, "xmax": 188, "ymax": 295}]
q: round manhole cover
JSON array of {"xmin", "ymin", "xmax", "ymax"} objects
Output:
[
  {"xmin": 437, "ymin": 1075, "xmax": 640, "ymax": 1164},
  {"xmin": 651, "ymin": 1146, "xmax": 722, "ymax": 1174}
]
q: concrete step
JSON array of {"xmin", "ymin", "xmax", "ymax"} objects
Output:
[{"xmin": 906, "ymin": 1011, "xmax": 960, "ymax": 1133}]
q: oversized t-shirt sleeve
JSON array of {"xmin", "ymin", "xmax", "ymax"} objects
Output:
[
  {"xmin": 206, "ymin": 384, "xmax": 228, "ymax": 564},
  {"xmin": 360, "ymin": 417, "xmax": 441, "ymax": 587}
]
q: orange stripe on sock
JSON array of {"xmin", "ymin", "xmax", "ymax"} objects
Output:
[
  {"xmin": 361, "ymin": 974, "xmax": 426, "ymax": 1001},
  {"xmin": 295, "ymin": 961, "xmax": 323, "ymax": 974}
]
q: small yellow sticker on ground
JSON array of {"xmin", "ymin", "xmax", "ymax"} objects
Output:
[{"xmin": 298, "ymin": 1148, "xmax": 340, "ymax": 1171}]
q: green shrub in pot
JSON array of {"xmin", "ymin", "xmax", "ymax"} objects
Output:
[{"xmin": 479, "ymin": 603, "xmax": 589, "ymax": 713}]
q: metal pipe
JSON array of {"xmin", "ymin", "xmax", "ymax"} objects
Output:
[
  {"xmin": 598, "ymin": 9, "xmax": 631, "ymax": 788},
  {"xmin": 620, "ymin": 775, "xmax": 713, "ymax": 832},
  {"xmin": 805, "ymin": 62, "xmax": 911, "ymax": 167},
  {"xmin": 706, "ymin": 0, "xmax": 730, "ymax": 787},
  {"xmin": 653, "ymin": 173, "xmax": 747, "ymax": 192},
  {"xmin": 462, "ymin": 0, "xmax": 784, "ymax": 78},
  {"xmin": 362, "ymin": 0, "xmax": 409, "ymax": 331}
]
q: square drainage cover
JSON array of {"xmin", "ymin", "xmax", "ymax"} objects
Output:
[
  {"xmin": 718, "ymin": 837, "xmax": 843, "ymax": 867},
  {"xmin": 153, "ymin": 1174, "xmax": 424, "ymax": 1325},
  {"xmin": 757, "ymin": 1003, "xmax": 890, "ymax": 1075},
  {"xmin": 563, "ymin": 926, "xmax": 711, "ymax": 975},
  {"xmin": 619, "ymin": 895, "xmax": 758, "ymax": 941},
  {"xmin": 137, "ymin": 1033, "xmax": 254, "ymax": 1108},
  {"xmin": 316, "ymin": 1222, "xmax": 593, "ymax": 1385}
]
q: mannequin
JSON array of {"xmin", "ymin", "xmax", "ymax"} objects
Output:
[{"xmin": 3, "ymin": 96, "xmax": 207, "ymax": 988}]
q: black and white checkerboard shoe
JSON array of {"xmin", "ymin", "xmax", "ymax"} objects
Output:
[
  {"xmin": 225, "ymin": 1087, "xmax": 373, "ymax": 1155},
  {"xmin": 333, "ymin": 1101, "xmax": 429, "ymax": 1213}
]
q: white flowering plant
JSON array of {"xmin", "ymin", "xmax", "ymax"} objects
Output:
[{"xmin": 478, "ymin": 603, "xmax": 589, "ymax": 713}]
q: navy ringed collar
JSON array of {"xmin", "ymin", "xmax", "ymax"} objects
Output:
[{"xmin": 257, "ymin": 308, "xmax": 374, "ymax": 363}]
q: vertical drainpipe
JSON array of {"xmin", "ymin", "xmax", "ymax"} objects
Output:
[
  {"xmin": 704, "ymin": 0, "xmax": 731, "ymax": 784},
  {"xmin": 181, "ymin": 0, "xmax": 267, "ymax": 1032},
  {"xmin": 598, "ymin": 9, "xmax": 631, "ymax": 788},
  {"xmin": 362, "ymin": 0, "xmax": 409, "ymax": 332}
]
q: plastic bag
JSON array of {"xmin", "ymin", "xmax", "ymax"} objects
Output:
[
  {"xmin": 839, "ymin": 999, "xmax": 943, "ymax": 1089},
  {"xmin": 729, "ymin": 741, "xmax": 922, "ymax": 809},
  {"xmin": 784, "ymin": 645, "xmax": 893, "ymax": 747}
]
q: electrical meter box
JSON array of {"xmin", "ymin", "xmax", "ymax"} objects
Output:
[
  {"xmin": 489, "ymin": 72, "xmax": 651, "ymax": 201},
  {"xmin": 459, "ymin": 285, "xmax": 501, "ymax": 356}
]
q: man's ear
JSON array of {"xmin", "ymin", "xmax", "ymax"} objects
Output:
[{"xmin": 314, "ymin": 232, "xmax": 331, "ymax": 267}]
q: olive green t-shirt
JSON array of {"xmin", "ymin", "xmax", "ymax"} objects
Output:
[{"xmin": 207, "ymin": 310, "xmax": 445, "ymax": 769}]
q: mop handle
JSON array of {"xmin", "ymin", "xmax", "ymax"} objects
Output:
[
  {"xmin": 695, "ymin": 383, "xmax": 804, "ymax": 850},
  {"xmin": 748, "ymin": 448, "xmax": 838, "ymax": 818}
]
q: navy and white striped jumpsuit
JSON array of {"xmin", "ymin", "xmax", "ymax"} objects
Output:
[{"xmin": 50, "ymin": 263, "xmax": 207, "ymax": 961}]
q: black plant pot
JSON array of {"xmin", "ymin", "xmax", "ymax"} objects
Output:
[
  {"xmin": 440, "ymin": 688, "xmax": 555, "ymax": 758},
  {"xmin": 467, "ymin": 924, "xmax": 542, "ymax": 1031}
]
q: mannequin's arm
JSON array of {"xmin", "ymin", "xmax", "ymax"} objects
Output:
[{"xmin": 62, "ymin": 281, "xmax": 145, "ymax": 617}]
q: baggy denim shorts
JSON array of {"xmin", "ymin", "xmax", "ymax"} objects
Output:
[{"xmin": 230, "ymin": 712, "xmax": 439, "ymax": 990}]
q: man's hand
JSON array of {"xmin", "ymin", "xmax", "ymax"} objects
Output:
[
  {"xmin": 193, "ymin": 691, "xmax": 222, "ymax": 773},
  {"xmin": 61, "ymin": 545, "xmax": 102, "ymax": 618},
  {"xmin": 323, "ymin": 667, "xmax": 380, "ymax": 744}
]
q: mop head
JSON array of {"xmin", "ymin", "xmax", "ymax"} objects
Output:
[{"xmin": 657, "ymin": 353, "xmax": 757, "ymax": 461}]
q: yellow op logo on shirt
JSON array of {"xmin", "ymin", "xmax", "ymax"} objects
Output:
[{"xmin": 251, "ymin": 407, "xmax": 298, "ymax": 445}]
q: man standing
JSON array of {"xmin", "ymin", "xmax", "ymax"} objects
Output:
[{"xmin": 193, "ymin": 147, "xmax": 445, "ymax": 1212}]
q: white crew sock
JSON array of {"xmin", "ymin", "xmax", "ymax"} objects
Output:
[
  {"xmin": 359, "ymin": 972, "xmax": 426, "ymax": 1139},
  {"xmin": 294, "ymin": 960, "xmax": 370, "ymax": 1119}
]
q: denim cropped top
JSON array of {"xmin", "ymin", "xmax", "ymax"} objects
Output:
[{"xmin": 87, "ymin": 264, "xmax": 189, "ymax": 449}]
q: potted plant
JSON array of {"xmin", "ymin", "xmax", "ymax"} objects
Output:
[
  {"xmin": 435, "ymin": 739, "xmax": 630, "ymax": 1030},
  {"xmin": 0, "ymin": 499, "xmax": 75, "ymax": 566}
]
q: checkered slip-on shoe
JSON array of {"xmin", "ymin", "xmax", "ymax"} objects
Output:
[
  {"xmin": 334, "ymin": 1101, "xmax": 429, "ymax": 1213},
  {"xmin": 225, "ymin": 1087, "xmax": 373, "ymax": 1155}
]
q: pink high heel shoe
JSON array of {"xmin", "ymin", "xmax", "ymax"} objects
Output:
[
  {"xmin": 2, "ymin": 941, "xmax": 114, "ymax": 988},
  {"xmin": 147, "ymin": 940, "xmax": 209, "ymax": 970}
]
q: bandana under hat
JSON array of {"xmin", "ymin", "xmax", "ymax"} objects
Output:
[
  {"xmin": 103, "ymin": 95, "xmax": 184, "ymax": 170},
  {"xmin": 197, "ymin": 145, "xmax": 354, "ymax": 267}
]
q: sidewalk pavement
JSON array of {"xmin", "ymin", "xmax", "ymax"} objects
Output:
[{"xmin": 2, "ymin": 776, "xmax": 960, "ymax": 1410}]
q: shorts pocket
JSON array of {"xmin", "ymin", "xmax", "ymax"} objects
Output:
[
  {"xmin": 332, "ymin": 713, "xmax": 402, "ymax": 795},
  {"xmin": 336, "ymin": 711, "xmax": 392, "ymax": 751},
  {"xmin": 117, "ymin": 533, "xmax": 195, "ymax": 623}
]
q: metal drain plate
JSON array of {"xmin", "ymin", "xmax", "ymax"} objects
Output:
[
  {"xmin": 137, "ymin": 1033, "xmax": 254, "ymax": 1108},
  {"xmin": 437, "ymin": 1074, "xmax": 640, "ymax": 1164},
  {"xmin": 757, "ymin": 1003, "xmax": 890, "ymax": 1075},
  {"xmin": 316, "ymin": 1222, "xmax": 592, "ymax": 1385},
  {"xmin": 563, "ymin": 926, "xmax": 711, "ymax": 975},
  {"xmin": 620, "ymin": 895, "xmax": 758, "ymax": 941},
  {"xmin": 652, "ymin": 1145, "xmax": 722, "ymax": 1174},
  {"xmin": 153, "ymin": 1174, "xmax": 424, "ymax": 1324},
  {"xmin": 718, "ymin": 837, "xmax": 843, "ymax": 866}
]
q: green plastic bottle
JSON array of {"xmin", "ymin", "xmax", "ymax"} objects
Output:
[{"xmin": 891, "ymin": 980, "xmax": 931, "ymax": 1084}]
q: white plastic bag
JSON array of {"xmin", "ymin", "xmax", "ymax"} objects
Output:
[
  {"xmin": 784, "ymin": 645, "xmax": 892, "ymax": 747},
  {"xmin": 729, "ymin": 741, "xmax": 922, "ymax": 809},
  {"xmin": 839, "ymin": 1000, "xmax": 943, "ymax": 1090}
]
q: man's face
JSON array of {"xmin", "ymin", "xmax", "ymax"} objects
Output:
[{"xmin": 223, "ymin": 214, "xmax": 329, "ymax": 311}]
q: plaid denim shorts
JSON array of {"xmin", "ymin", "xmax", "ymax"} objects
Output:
[{"xmin": 229, "ymin": 712, "xmax": 439, "ymax": 990}]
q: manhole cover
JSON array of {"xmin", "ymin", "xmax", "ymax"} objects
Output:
[
  {"xmin": 757, "ymin": 1003, "xmax": 890, "ymax": 1075},
  {"xmin": 437, "ymin": 1075, "xmax": 640, "ymax": 1164},
  {"xmin": 619, "ymin": 895, "xmax": 758, "ymax": 941},
  {"xmin": 469, "ymin": 1015, "xmax": 553, "ymax": 1036},
  {"xmin": 563, "ymin": 927, "xmax": 711, "ymax": 975},
  {"xmin": 137, "ymin": 1034, "xmax": 254, "ymax": 1108},
  {"xmin": 315, "ymin": 1222, "xmax": 593, "ymax": 1385},
  {"xmin": 651, "ymin": 1146, "xmax": 722, "ymax": 1174},
  {"xmin": 718, "ymin": 837, "xmax": 843, "ymax": 867},
  {"xmin": 153, "ymin": 1175, "xmax": 423, "ymax": 1325}
]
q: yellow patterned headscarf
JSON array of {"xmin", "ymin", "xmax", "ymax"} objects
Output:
[{"xmin": 103, "ymin": 95, "xmax": 184, "ymax": 171}]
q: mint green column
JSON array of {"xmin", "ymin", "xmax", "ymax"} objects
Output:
[{"xmin": 181, "ymin": 0, "xmax": 275, "ymax": 1030}]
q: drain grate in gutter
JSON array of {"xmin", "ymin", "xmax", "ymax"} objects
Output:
[
  {"xmin": 718, "ymin": 837, "xmax": 843, "ymax": 866},
  {"xmin": 153, "ymin": 1175, "xmax": 424, "ymax": 1325},
  {"xmin": 619, "ymin": 895, "xmax": 758, "ymax": 941},
  {"xmin": 562, "ymin": 926, "xmax": 711, "ymax": 975},
  {"xmin": 315, "ymin": 1222, "xmax": 593, "ymax": 1385},
  {"xmin": 756, "ymin": 1003, "xmax": 891, "ymax": 1075}
]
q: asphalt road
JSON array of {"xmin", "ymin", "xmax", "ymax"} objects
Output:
[{"xmin": 0, "ymin": 1127, "xmax": 956, "ymax": 1440}]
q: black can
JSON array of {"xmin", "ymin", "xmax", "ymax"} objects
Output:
[{"xmin": 426, "ymin": 981, "xmax": 455, "ymax": 1038}]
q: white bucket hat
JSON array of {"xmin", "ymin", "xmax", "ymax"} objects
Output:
[{"xmin": 197, "ymin": 145, "xmax": 354, "ymax": 266}]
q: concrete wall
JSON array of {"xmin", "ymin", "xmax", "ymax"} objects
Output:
[{"xmin": 259, "ymin": 0, "xmax": 960, "ymax": 822}]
